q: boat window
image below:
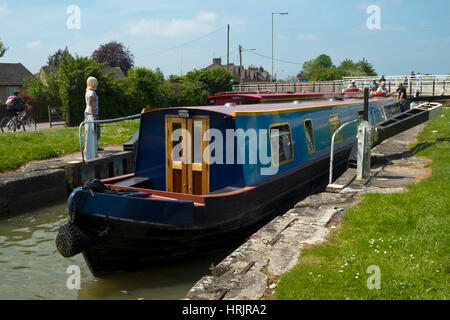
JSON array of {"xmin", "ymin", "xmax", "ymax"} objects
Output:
[
  {"xmin": 329, "ymin": 114, "xmax": 342, "ymax": 143},
  {"xmin": 242, "ymin": 100, "xmax": 259, "ymax": 105},
  {"xmin": 304, "ymin": 119, "xmax": 315, "ymax": 154},
  {"xmin": 193, "ymin": 120, "xmax": 203, "ymax": 164},
  {"xmin": 171, "ymin": 122, "xmax": 183, "ymax": 162},
  {"xmin": 270, "ymin": 123, "xmax": 294, "ymax": 166}
]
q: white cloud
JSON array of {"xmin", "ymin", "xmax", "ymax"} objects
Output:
[
  {"xmin": 26, "ymin": 41, "xmax": 41, "ymax": 49},
  {"xmin": 297, "ymin": 33, "xmax": 318, "ymax": 41},
  {"xmin": 128, "ymin": 11, "xmax": 218, "ymax": 37},
  {"xmin": 277, "ymin": 34, "xmax": 290, "ymax": 41},
  {"xmin": 0, "ymin": 4, "xmax": 11, "ymax": 17}
]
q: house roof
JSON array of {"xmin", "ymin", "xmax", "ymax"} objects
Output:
[
  {"xmin": 40, "ymin": 65, "xmax": 57, "ymax": 76},
  {"xmin": 102, "ymin": 66, "xmax": 125, "ymax": 79},
  {"xmin": 0, "ymin": 63, "xmax": 33, "ymax": 86}
]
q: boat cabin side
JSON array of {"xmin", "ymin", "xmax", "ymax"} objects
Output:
[{"xmin": 115, "ymin": 97, "xmax": 400, "ymax": 196}]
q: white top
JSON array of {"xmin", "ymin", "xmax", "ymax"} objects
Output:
[
  {"xmin": 85, "ymin": 90, "xmax": 99, "ymax": 115},
  {"xmin": 376, "ymin": 86, "xmax": 388, "ymax": 93}
]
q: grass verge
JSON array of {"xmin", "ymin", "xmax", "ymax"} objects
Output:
[
  {"xmin": 275, "ymin": 106, "xmax": 449, "ymax": 300},
  {"xmin": 0, "ymin": 119, "xmax": 139, "ymax": 173}
]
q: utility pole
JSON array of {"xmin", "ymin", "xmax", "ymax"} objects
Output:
[
  {"xmin": 227, "ymin": 24, "xmax": 230, "ymax": 70},
  {"xmin": 271, "ymin": 13, "xmax": 273, "ymax": 82},
  {"xmin": 239, "ymin": 45, "xmax": 242, "ymax": 81}
]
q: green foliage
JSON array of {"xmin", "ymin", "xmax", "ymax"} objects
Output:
[
  {"xmin": 183, "ymin": 68, "xmax": 234, "ymax": 95},
  {"xmin": 125, "ymin": 67, "xmax": 164, "ymax": 108},
  {"xmin": 23, "ymin": 50, "xmax": 233, "ymax": 126},
  {"xmin": 159, "ymin": 79, "xmax": 209, "ymax": 107},
  {"xmin": 24, "ymin": 72, "xmax": 61, "ymax": 106},
  {"xmin": 302, "ymin": 54, "xmax": 377, "ymax": 81},
  {"xmin": 58, "ymin": 55, "xmax": 106, "ymax": 125},
  {"xmin": 0, "ymin": 38, "xmax": 7, "ymax": 57}
]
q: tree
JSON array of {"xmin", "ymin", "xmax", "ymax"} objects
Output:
[
  {"xmin": 47, "ymin": 46, "xmax": 71, "ymax": 69},
  {"xmin": 125, "ymin": 67, "xmax": 164, "ymax": 108},
  {"xmin": 302, "ymin": 54, "xmax": 377, "ymax": 81},
  {"xmin": 313, "ymin": 54, "xmax": 334, "ymax": 69},
  {"xmin": 0, "ymin": 38, "xmax": 7, "ymax": 57},
  {"xmin": 160, "ymin": 80, "xmax": 209, "ymax": 107},
  {"xmin": 24, "ymin": 72, "xmax": 61, "ymax": 104},
  {"xmin": 92, "ymin": 41, "xmax": 135, "ymax": 75},
  {"xmin": 183, "ymin": 68, "xmax": 234, "ymax": 95},
  {"xmin": 355, "ymin": 58, "xmax": 377, "ymax": 76}
]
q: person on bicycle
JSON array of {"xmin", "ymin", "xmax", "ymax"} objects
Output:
[{"xmin": 6, "ymin": 91, "xmax": 31, "ymax": 120}]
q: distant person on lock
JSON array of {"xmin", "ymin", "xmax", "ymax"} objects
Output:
[
  {"xmin": 347, "ymin": 80, "xmax": 358, "ymax": 89},
  {"xmin": 376, "ymin": 81, "xmax": 388, "ymax": 95},
  {"xmin": 403, "ymin": 76, "xmax": 409, "ymax": 87},
  {"xmin": 416, "ymin": 72, "xmax": 422, "ymax": 86},
  {"xmin": 369, "ymin": 80, "xmax": 379, "ymax": 91},
  {"xmin": 394, "ymin": 83, "xmax": 407, "ymax": 100},
  {"xmin": 393, "ymin": 83, "xmax": 407, "ymax": 112}
]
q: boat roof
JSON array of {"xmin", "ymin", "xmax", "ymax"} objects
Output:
[
  {"xmin": 143, "ymin": 96, "xmax": 394, "ymax": 117},
  {"xmin": 181, "ymin": 96, "xmax": 394, "ymax": 116},
  {"xmin": 209, "ymin": 91, "xmax": 341, "ymax": 99}
]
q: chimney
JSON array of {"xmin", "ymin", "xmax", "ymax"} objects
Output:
[{"xmin": 213, "ymin": 58, "xmax": 222, "ymax": 66}]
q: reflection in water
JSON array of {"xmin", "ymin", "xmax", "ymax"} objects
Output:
[{"xmin": 0, "ymin": 202, "xmax": 233, "ymax": 300}]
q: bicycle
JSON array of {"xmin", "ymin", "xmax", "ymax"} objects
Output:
[{"xmin": 0, "ymin": 108, "xmax": 36, "ymax": 132}]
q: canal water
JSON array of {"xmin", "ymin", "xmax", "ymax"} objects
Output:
[{"xmin": 0, "ymin": 202, "xmax": 233, "ymax": 300}]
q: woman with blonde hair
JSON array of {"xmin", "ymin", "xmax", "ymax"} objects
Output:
[{"xmin": 85, "ymin": 76, "xmax": 103, "ymax": 151}]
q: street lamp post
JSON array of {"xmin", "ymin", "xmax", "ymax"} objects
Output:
[{"xmin": 272, "ymin": 12, "xmax": 288, "ymax": 82}]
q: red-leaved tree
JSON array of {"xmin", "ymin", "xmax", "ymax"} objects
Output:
[{"xmin": 92, "ymin": 41, "xmax": 135, "ymax": 75}]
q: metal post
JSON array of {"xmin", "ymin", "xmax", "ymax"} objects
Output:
[
  {"xmin": 239, "ymin": 45, "xmax": 242, "ymax": 81},
  {"xmin": 85, "ymin": 115, "xmax": 98, "ymax": 160},
  {"xmin": 333, "ymin": 81, "xmax": 336, "ymax": 92},
  {"xmin": 48, "ymin": 106, "xmax": 52, "ymax": 128},
  {"xmin": 363, "ymin": 87, "xmax": 369, "ymax": 121},
  {"xmin": 388, "ymin": 81, "xmax": 391, "ymax": 92},
  {"xmin": 227, "ymin": 24, "xmax": 230, "ymax": 69},
  {"xmin": 329, "ymin": 119, "xmax": 358, "ymax": 184},
  {"xmin": 271, "ymin": 13, "xmax": 273, "ymax": 82},
  {"xmin": 432, "ymin": 80, "xmax": 435, "ymax": 96},
  {"xmin": 313, "ymin": 82, "xmax": 316, "ymax": 92}
]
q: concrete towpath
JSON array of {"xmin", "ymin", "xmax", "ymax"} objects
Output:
[{"xmin": 185, "ymin": 124, "xmax": 430, "ymax": 300}]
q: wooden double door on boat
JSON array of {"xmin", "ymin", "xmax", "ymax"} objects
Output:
[{"xmin": 165, "ymin": 116, "xmax": 210, "ymax": 195}]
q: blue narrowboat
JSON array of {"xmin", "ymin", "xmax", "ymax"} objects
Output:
[{"xmin": 56, "ymin": 95, "xmax": 402, "ymax": 275}]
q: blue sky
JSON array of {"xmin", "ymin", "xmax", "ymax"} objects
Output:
[{"xmin": 0, "ymin": 0, "xmax": 449, "ymax": 79}]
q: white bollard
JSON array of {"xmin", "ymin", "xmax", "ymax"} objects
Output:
[
  {"xmin": 85, "ymin": 115, "xmax": 98, "ymax": 160},
  {"xmin": 357, "ymin": 121, "xmax": 372, "ymax": 180}
]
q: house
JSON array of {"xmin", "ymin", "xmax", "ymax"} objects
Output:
[
  {"xmin": 38, "ymin": 65, "xmax": 58, "ymax": 85},
  {"xmin": 204, "ymin": 58, "xmax": 270, "ymax": 82},
  {"xmin": 0, "ymin": 63, "xmax": 33, "ymax": 103}
]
